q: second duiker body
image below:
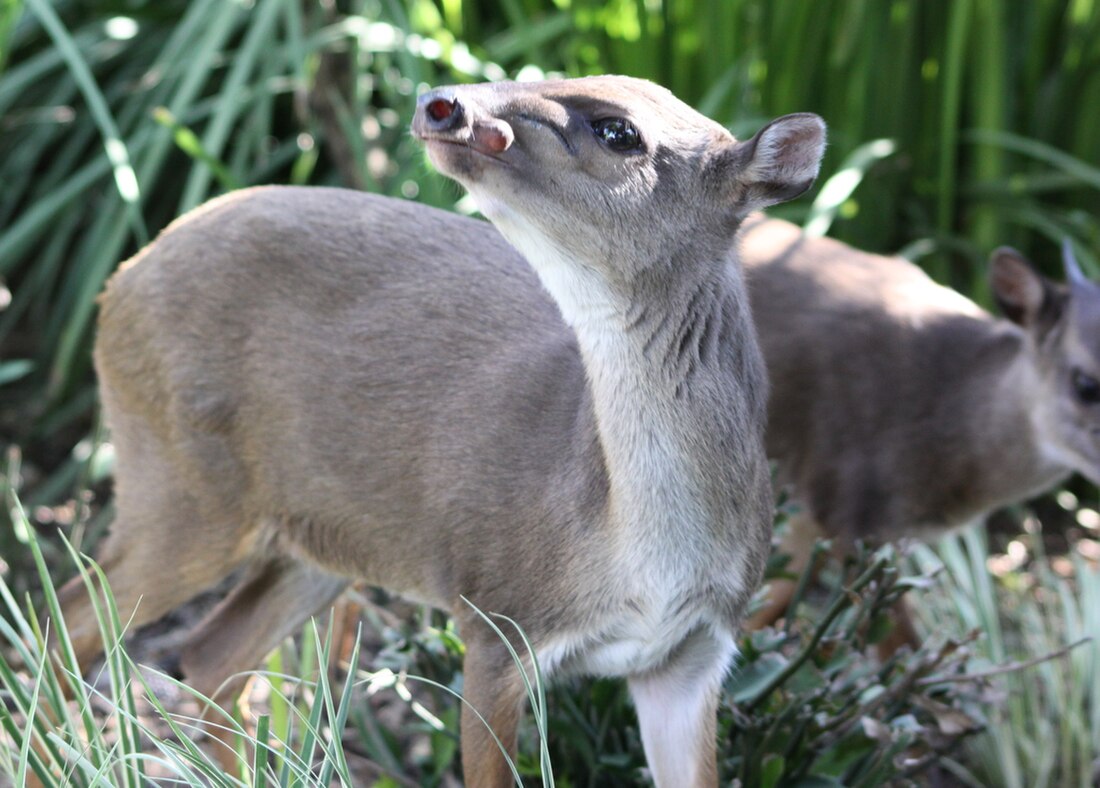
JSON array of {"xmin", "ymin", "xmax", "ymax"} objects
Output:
[{"xmin": 742, "ymin": 217, "xmax": 1100, "ymax": 642}]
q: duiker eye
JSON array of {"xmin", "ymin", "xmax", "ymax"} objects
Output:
[
  {"xmin": 592, "ymin": 118, "xmax": 643, "ymax": 153},
  {"xmin": 1072, "ymin": 368, "xmax": 1100, "ymax": 404}
]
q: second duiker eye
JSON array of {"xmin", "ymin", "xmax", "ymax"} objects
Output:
[
  {"xmin": 592, "ymin": 118, "xmax": 643, "ymax": 152},
  {"xmin": 1072, "ymin": 368, "xmax": 1100, "ymax": 404}
]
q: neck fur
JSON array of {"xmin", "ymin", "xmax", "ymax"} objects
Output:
[
  {"xmin": 940, "ymin": 332, "xmax": 1071, "ymax": 521},
  {"xmin": 490, "ymin": 207, "xmax": 768, "ymax": 589}
]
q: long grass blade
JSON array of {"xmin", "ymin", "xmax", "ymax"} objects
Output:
[
  {"xmin": 965, "ymin": 128, "xmax": 1100, "ymax": 192},
  {"xmin": 804, "ymin": 138, "xmax": 897, "ymax": 238},
  {"xmin": 23, "ymin": 0, "xmax": 147, "ymax": 245},
  {"xmin": 178, "ymin": 0, "xmax": 283, "ymax": 211}
]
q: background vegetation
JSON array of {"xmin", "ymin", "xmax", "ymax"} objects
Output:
[{"xmin": 1, "ymin": 0, "xmax": 1099, "ymax": 785}]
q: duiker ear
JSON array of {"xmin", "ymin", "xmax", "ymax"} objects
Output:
[
  {"xmin": 990, "ymin": 247, "xmax": 1065, "ymax": 330},
  {"xmin": 725, "ymin": 113, "xmax": 826, "ymax": 212},
  {"xmin": 1062, "ymin": 238, "xmax": 1090, "ymax": 286}
]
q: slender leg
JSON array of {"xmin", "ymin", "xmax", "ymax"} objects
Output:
[
  {"xmin": 55, "ymin": 425, "xmax": 251, "ymax": 671},
  {"xmin": 875, "ymin": 598, "xmax": 921, "ymax": 659},
  {"xmin": 456, "ymin": 632, "xmax": 529, "ymax": 788},
  {"xmin": 744, "ymin": 511, "xmax": 827, "ymax": 630},
  {"xmin": 179, "ymin": 557, "xmax": 348, "ymax": 770},
  {"xmin": 628, "ymin": 628, "xmax": 737, "ymax": 788},
  {"xmin": 331, "ymin": 593, "xmax": 365, "ymax": 669}
]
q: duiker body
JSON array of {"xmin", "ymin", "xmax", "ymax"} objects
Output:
[
  {"xmin": 741, "ymin": 216, "xmax": 1100, "ymax": 641},
  {"xmin": 60, "ymin": 77, "xmax": 825, "ymax": 786}
]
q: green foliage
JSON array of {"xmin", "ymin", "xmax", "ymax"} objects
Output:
[
  {"xmin": 913, "ymin": 522, "xmax": 1100, "ymax": 788},
  {"xmin": 531, "ymin": 540, "xmax": 985, "ymax": 787},
  {"xmin": 0, "ymin": 486, "xmax": 366, "ymax": 786},
  {"xmin": 1, "ymin": 491, "xmax": 985, "ymax": 786},
  {"xmin": 4, "ymin": 2, "xmax": 1100, "ymax": 785},
  {"xmin": 5, "ymin": 0, "xmax": 1100, "ymax": 552}
]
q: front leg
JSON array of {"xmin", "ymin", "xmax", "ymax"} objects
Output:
[
  {"xmin": 628, "ymin": 628, "xmax": 736, "ymax": 788},
  {"xmin": 458, "ymin": 633, "xmax": 529, "ymax": 788}
]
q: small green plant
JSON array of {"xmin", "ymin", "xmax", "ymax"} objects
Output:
[
  {"xmin": 536, "ymin": 536, "xmax": 988, "ymax": 787},
  {"xmin": 0, "ymin": 481, "xmax": 558, "ymax": 786},
  {"xmin": 722, "ymin": 546, "xmax": 974, "ymax": 787},
  {"xmin": 912, "ymin": 521, "xmax": 1100, "ymax": 788},
  {"xmin": 7, "ymin": 481, "xmax": 1087, "ymax": 787},
  {"xmin": 0, "ymin": 489, "xmax": 374, "ymax": 786}
]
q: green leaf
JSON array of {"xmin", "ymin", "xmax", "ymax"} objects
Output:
[
  {"xmin": 0, "ymin": 359, "xmax": 32, "ymax": 386},
  {"xmin": 728, "ymin": 652, "xmax": 790, "ymax": 705},
  {"xmin": 152, "ymin": 107, "xmax": 241, "ymax": 191},
  {"xmin": 0, "ymin": 0, "xmax": 24, "ymax": 73},
  {"xmin": 964, "ymin": 128, "xmax": 1100, "ymax": 192},
  {"xmin": 789, "ymin": 777, "xmax": 847, "ymax": 788},
  {"xmin": 24, "ymin": 0, "xmax": 147, "ymax": 245},
  {"xmin": 803, "ymin": 138, "xmax": 897, "ymax": 238},
  {"xmin": 760, "ymin": 753, "xmax": 785, "ymax": 788}
]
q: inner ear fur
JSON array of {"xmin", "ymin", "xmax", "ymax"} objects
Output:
[
  {"xmin": 725, "ymin": 113, "xmax": 827, "ymax": 212},
  {"xmin": 990, "ymin": 246, "xmax": 1067, "ymax": 334},
  {"xmin": 739, "ymin": 111, "xmax": 827, "ymax": 209}
]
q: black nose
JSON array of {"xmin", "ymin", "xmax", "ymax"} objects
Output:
[{"xmin": 418, "ymin": 91, "xmax": 464, "ymax": 132}]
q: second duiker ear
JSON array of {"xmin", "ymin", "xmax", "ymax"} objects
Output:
[
  {"xmin": 990, "ymin": 246, "xmax": 1062, "ymax": 329},
  {"xmin": 725, "ymin": 113, "xmax": 826, "ymax": 212}
]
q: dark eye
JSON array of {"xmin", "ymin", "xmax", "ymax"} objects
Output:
[
  {"xmin": 592, "ymin": 118, "xmax": 643, "ymax": 153},
  {"xmin": 1072, "ymin": 368, "xmax": 1100, "ymax": 404}
]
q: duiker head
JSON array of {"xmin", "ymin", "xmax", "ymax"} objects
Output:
[
  {"xmin": 411, "ymin": 76, "xmax": 825, "ymax": 291},
  {"xmin": 991, "ymin": 243, "xmax": 1100, "ymax": 483}
]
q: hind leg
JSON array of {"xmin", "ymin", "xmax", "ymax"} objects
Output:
[
  {"xmin": 55, "ymin": 523, "xmax": 250, "ymax": 677},
  {"xmin": 179, "ymin": 557, "xmax": 349, "ymax": 769},
  {"xmin": 55, "ymin": 425, "xmax": 253, "ymax": 671}
]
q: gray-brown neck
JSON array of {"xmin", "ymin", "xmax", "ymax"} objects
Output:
[{"xmin": 501, "ymin": 214, "xmax": 771, "ymax": 593}]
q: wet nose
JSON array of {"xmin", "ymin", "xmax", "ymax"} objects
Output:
[
  {"xmin": 417, "ymin": 90, "xmax": 464, "ymax": 133},
  {"xmin": 413, "ymin": 87, "xmax": 515, "ymax": 154}
]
